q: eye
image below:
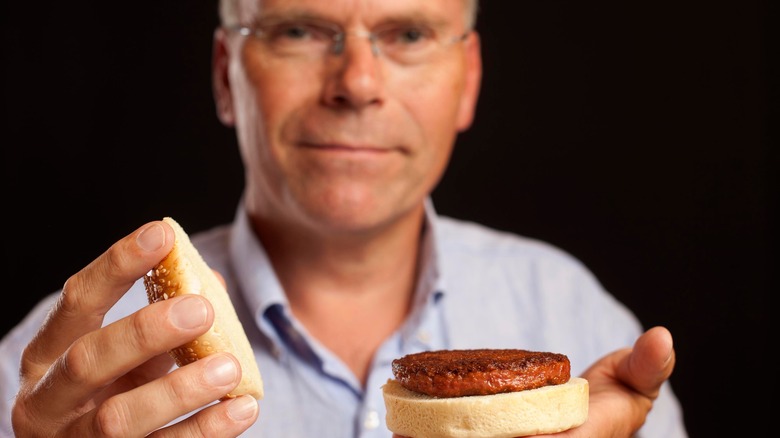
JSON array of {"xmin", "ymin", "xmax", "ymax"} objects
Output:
[
  {"xmin": 397, "ymin": 27, "xmax": 427, "ymax": 44},
  {"xmin": 268, "ymin": 23, "xmax": 312, "ymax": 40},
  {"xmin": 379, "ymin": 25, "xmax": 435, "ymax": 47},
  {"xmin": 264, "ymin": 21, "xmax": 335, "ymax": 42}
]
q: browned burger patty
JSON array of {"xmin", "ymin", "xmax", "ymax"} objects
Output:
[{"xmin": 391, "ymin": 349, "xmax": 571, "ymax": 398}]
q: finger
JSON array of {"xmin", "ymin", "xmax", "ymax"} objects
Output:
[
  {"xmin": 73, "ymin": 354, "xmax": 245, "ymax": 437},
  {"xmin": 22, "ymin": 221, "xmax": 175, "ymax": 375},
  {"xmin": 107, "ymin": 353, "xmax": 177, "ymax": 398},
  {"xmin": 622, "ymin": 326, "xmax": 675, "ymax": 399},
  {"xmin": 29, "ymin": 294, "xmax": 214, "ymax": 422},
  {"xmin": 149, "ymin": 394, "xmax": 259, "ymax": 438}
]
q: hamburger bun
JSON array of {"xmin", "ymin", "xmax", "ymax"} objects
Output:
[
  {"xmin": 143, "ymin": 217, "xmax": 264, "ymax": 400},
  {"xmin": 383, "ymin": 349, "xmax": 588, "ymax": 438},
  {"xmin": 383, "ymin": 377, "xmax": 588, "ymax": 438}
]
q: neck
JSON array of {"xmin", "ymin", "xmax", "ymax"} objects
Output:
[{"xmin": 248, "ymin": 202, "xmax": 426, "ymax": 385}]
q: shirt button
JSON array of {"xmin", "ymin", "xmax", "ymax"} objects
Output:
[
  {"xmin": 416, "ymin": 330, "xmax": 430, "ymax": 343},
  {"xmin": 363, "ymin": 410, "xmax": 380, "ymax": 430}
]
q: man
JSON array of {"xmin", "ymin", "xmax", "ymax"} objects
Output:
[{"xmin": 1, "ymin": 0, "xmax": 687, "ymax": 436}]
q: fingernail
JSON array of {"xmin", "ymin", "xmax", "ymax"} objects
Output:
[
  {"xmin": 137, "ymin": 223, "xmax": 166, "ymax": 251},
  {"xmin": 171, "ymin": 296, "xmax": 208, "ymax": 329},
  {"xmin": 227, "ymin": 395, "xmax": 258, "ymax": 421},
  {"xmin": 204, "ymin": 355, "xmax": 238, "ymax": 386}
]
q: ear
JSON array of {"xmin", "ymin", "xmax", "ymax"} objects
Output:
[
  {"xmin": 212, "ymin": 27, "xmax": 236, "ymax": 126},
  {"xmin": 455, "ymin": 31, "xmax": 483, "ymax": 132}
]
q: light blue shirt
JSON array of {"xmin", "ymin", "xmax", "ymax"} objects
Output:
[{"xmin": 0, "ymin": 200, "xmax": 687, "ymax": 437}]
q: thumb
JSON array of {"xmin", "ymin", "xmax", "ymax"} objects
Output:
[{"xmin": 621, "ymin": 325, "xmax": 676, "ymax": 400}]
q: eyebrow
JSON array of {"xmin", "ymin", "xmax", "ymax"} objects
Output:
[
  {"xmin": 253, "ymin": 9, "xmax": 451, "ymax": 31},
  {"xmin": 251, "ymin": 11, "xmax": 325, "ymax": 27}
]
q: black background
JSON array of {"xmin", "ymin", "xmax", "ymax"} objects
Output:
[{"xmin": 2, "ymin": 1, "xmax": 773, "ymax": 436}]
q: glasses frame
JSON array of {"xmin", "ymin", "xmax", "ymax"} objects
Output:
[{"xmin": 226, "ymin": 21, "xmax": 470, "ymax": 64}]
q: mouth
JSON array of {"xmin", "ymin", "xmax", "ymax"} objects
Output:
[
  {"xmin": 293, "ymin": 114, "xmax": 412, "ymax": 156},
  {"xmin": 298, "ymin": 142, "xmax": 409, "ymax": 155}
]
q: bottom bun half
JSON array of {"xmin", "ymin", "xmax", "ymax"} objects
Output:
[
  {"xmin": 144, "ymin": 217, "xmax": 264, "ymax": 400},
  {"xmin": 382, "ymin": 377, "xmax": 588, "ymax": 438}
]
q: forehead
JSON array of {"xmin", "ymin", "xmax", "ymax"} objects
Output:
[{"xmin": 240, "ymin": 0, "xmax": 467, "ymax": 27}]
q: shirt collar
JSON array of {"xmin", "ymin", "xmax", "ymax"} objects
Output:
[
  {"xmin": 228, "ymin": 202, "xmax": 289, "ymax": 345},
  {"xmin": 227, "ymin": 198, "xmax": 447, "ymax": 351},
  {"xmin": 397, "ymin": 198, "xmax": 446, "ymax": 342}
]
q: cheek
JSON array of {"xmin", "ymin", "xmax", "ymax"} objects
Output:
[
  {"xmin": 239, "ymin": 53, "xmax": 304, "ymax": 133},
  {"xmin": 396, "ymin": 63, "xmax": 466, "ymax": 135},
  {"xmin": 233, "ymin": 50, "xmax": 319, "ymax": 163},
  {"xmin": 416, "ymin": 82, "xmax": 465, "ymax": 192},
  {"xmin": 397, "ymin": 73, "xmax": 463, "ymax": 161}
]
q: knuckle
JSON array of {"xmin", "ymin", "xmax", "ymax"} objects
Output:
[
  {"xmin": 98, "ymin": 244, "xmax": 132, "ymax": 283},
  {"xmin": 18, "ymin": 343, "xmax": 40, "ymax": 378},
  {"xmin": 163, "ymin": 365, "xmax": 195, "ymax": 402},
  {"xmin": 129, "ymin": 306, "xmax": 167, "ymax": 352},
  {"xmin": 191, "ymin": 411, "xmax": 228, "ymax": 436},
  {"xmin": 61, "ymin": 338, "xmax": 98, "ymax": 385},
  {"xmin": 92, "ymin": 398, "xmax": 132, "ymax": 438},
  {"xmin": 177, "ymin": 400, "xmax": 246, "ymax": 438},
  {"xmin": 11, "ymin": 397, "xmax": 36, "ymax": 436},
  {"xmin": 58, "ymin": 274, "xmax": 89, "ymax": 316}
]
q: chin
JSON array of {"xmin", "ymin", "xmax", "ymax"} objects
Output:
[{"xmin": 298, "ymin": 192, "xmax": 421, "ymax": 237}]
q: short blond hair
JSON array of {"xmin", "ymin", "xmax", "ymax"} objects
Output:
[{"xmin": 219, "ymin": 0, "xmax": 479, "ymax": 30}]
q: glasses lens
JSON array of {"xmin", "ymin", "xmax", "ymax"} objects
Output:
[
  {"xmin": 259, "ymin": 21, "xmax": 338, "ymax": 58},
  {"xmin": 240, "ymin": 20, "xmax": 465, "ymax": 65},
  {"xmin": 375, "ymin": 25, "xmax": 441, "ymax": 65}
]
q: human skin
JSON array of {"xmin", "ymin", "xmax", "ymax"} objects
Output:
[
  {"xmin": 11, "ymin": 222, "xmax": 260, "ymax": 436},
  {"xmin": 213, "ymin": 0, "xmax": 482, "ymax": 239},
  {"xmin": 9, "ymin": 0, "xmax": 676, "ymax": 436},
  {"xmin": 211, "ymin": 0, "xmax": 483, "ymax": 385}
]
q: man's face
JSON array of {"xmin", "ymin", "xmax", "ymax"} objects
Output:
[{"xmin": 214, "ymin": 0, "xmax": 481, "ymax": 235}]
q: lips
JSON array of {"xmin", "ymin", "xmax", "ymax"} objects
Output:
[
  {"xmin": 298, "ymin": 141, "xmax": 400, "ymax": 154},
  {"xmin": 291, "ymin": 113, "xmax": 413, "ymax": 155}
]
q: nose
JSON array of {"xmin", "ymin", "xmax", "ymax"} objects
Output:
[{"xmin": 322, "ymin": 32, "xmax": 384, "ymax": 109}]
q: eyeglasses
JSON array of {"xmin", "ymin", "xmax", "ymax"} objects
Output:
[{"xmin": 227, "ymin": 19, "xmax": 469, "ymax": 66}]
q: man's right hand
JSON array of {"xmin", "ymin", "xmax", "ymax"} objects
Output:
[{"xmin": 11, "ymin": 221, "xmax": 259, "ymax": 437}]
